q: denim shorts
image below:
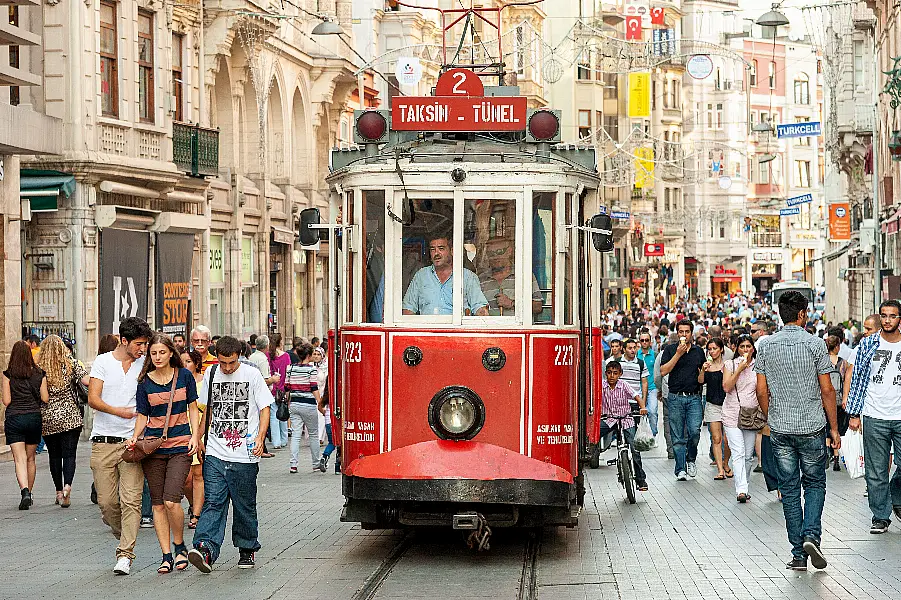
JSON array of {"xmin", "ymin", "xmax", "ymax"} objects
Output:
[{"xmin": 5, "ymin": 412, "xmax": 42, "ymax": 445}]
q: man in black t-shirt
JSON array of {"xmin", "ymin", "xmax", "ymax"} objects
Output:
[{"xmin": 660, "ymin": 319, "xmax": 707, "ymax": 481}]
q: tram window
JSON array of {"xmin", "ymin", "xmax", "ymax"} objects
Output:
[
  {"xmin": 532, "ymin": 192, "xmax": 555, "ymax": 324},
  {"xmin": 363, "ymin": 190, "xmax": 386, "ymax": 323},
  {"xmin": 463, "ymin": 198, "xmax": 536, "ymax": 319},
  {"xmin": 564, "ymin": 193, "xmax": 573, "ymax": 325},
  {"xmin": 400, "ymin": 198, "xmax": 477, "ymax": 316},
  {"xmin": 346, "ymin": 194, "xmax": 355, "ymax": 323}
]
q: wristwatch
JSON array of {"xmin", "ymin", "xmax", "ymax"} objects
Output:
[{"xmin": 848, "ymin": 414, "xmax": 860, "ymax": 419}]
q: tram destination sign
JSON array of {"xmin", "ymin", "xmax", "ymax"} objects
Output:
[
  {"xmin": 776, "ymin": 121, "xmax": 821, "ymax": 139},
  {"xmin": 391, "ymin": 68, "xmax": 528, "ymax": 132}
]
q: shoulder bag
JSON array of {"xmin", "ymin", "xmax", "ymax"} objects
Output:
[
  {"xmin": 122, "ymin": 372, "xmax": 178, "ymax": 463},
  {"xmin": 71, "ymin": 360, "xmax": 89, "ymax": 408},
  {"xmin": 734, "ymin": 359, "xmax": 767, "ymax": 430}
]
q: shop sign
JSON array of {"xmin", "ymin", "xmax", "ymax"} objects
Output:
[
  {"xmin": 391, "ymin": 69, "xmax": 527, "ymax": 132},
  {"xmin": 714, "ymin": 265, "xmax": 738, "ymax": 276},
  {"xmin": 786, "ymin": 193, "xmax": 813, "ymax": 207},
  {"xmin": 753, "ymin": 251, "xmax": 781, "ymax": 262},
  {"xmin": 241, "ymin": 237, "xmax": 254, "ymax": 283},
  {"xmin": 780, "ymin": 207, "xmax": 800, "ymax": 216},
  {"xmin": 209, "ymin": 234, "xmax": 224, "ymax": 283},
  {"xmin": 99, "ymin": 229, "xmax": 149, "ymax": 336},
  {"xmin": 644, "ymin": 242, "xmax": 665, "ymax": 256},
  {"xmin": 829, "ymin": 202, "xmax": 851, "ymax": 240},
  {"xmin": 776, "ymin": 121, "xmax": 821, "ymax": 139},
  {"xmin": 155, "ymin": 233, "xmax": 194, "ymax": 337}
]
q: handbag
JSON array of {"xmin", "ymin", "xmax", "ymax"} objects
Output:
[
  {"xmin": 276, "ymin": 397, "xmax": 290, "ymax": 422},
  {"xmin": 122, "ymin": 372, "xmax": 178, "ymax": 463},
  {"xmin": 734, "ymin": 358, "xmax": 766, "ymax": 431},
  {"xmin": 71, "ymin": 360, "xmax": 89, "ymax": 408}
]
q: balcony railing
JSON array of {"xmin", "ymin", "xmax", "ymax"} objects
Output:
[
  {"xmin": 173, "ymin": 122, "xmax": 219, "ymax": 177},
  {"xmin": 752, "ymin": 232, "xmax": 782, "ymax": 247}
]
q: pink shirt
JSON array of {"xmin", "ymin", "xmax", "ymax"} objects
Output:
[
  {"xmin": 603, "ymin": 379, "xmax": 638, "ymax": 429},
  {"xmin": 722, "ymin": 357, "xmax": 758, "ymax": 428}
]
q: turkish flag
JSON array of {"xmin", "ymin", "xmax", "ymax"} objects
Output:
[
  {"xmin": 625, "ymin": 16, "xmax": 642, "ymax": 40},
  {"xmin": 651, "ymin": 7, "xmax": 665, "ymax": 25}
]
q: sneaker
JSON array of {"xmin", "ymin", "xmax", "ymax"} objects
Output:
[
  {"xmin": 238, "ymin": 550, "xmax": 255, "ymax": 569},
  {"xmin": 113, "ymin": 556, "xmax": 131, "ymax": 575},
  {"xmin": 802, "ymin": 537, "xmax": 827, "ymax": 569},
  {"xmin": 832, "ymin": 456, "xmax": 841, "ymax": 472},
  {"xmin": 786, "ymin": 558, "xmax": 807, "ymax": 571},
  {"xmin": 870, "ymin": 519, "xmax": 891, "ymax": 534},
  {"xmin": 686, "ymin": 462, "xmax": 697, "ymax": 478},
  {"xmin": 289, "ymin": 466, "xmax": 298, "ymax": 474},
  {"xmin": 90, "ymin": 483, "xmax": 98, "ymax": 505},
  {"xmin": 637, "ymin": 481, "xmax": 649, "ymax": 492},
  {"xmin": 894, "ymin": 506, "xmax": 901, "ymax": 520},
  {"xmin": 317, "ymin": 456, "xmax": 329, "ymax": 473},
  {"xmin": 753, "ymin": 465, "xmax": 763, "ymax": 473},
  {"xmin": 140, "ymin": 517, "xmax": 154, "ymax": 528},
  {"xmin": 667, "ymin": 452, "xmax": 675, "ymax": 460},
  {"xmin": 676, "ymin": 471, "xmax": 688, "ymax": 481},
  {"xmin": 188, "ymin": 546, "xmax": 213, "ymax": 574}
]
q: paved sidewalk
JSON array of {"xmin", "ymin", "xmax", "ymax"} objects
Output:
[{"xmin": 2, "ymin": 434, "xmax": 901, "ymax": 600}]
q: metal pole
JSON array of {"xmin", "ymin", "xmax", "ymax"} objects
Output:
[{"xmin": 873, "ymin": 36, "xmax": 882, "ymax": 309}]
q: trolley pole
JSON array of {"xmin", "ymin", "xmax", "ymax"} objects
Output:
[{"xmin": 873, "ymin": 52, "xmax": 883, "ymax": 309}]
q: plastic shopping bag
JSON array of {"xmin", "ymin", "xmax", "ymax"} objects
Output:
[
  {"xmin": 841, "ymin": 430, "xmax": 865, "ymax": 479},
  {"xmin": 632, "ymin": 417, "xmax": 655, "ymax": 452}
]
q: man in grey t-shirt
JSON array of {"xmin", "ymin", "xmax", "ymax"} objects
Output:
[{"xmin": 755, "ymin": 291, "xmax": 840, "ymax": 572}]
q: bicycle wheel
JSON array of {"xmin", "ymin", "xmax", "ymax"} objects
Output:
[{"xmin": 619, "ymin": 447, "xmax": 636, "ymax": 504}]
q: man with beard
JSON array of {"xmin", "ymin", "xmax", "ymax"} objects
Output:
[{"xmin": 846, "ymin": 300, "xmax": 901, "ymax": 534}]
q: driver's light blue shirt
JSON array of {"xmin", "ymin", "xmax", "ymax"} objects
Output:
[{"xmin": 402, "ymin": 265, "xmax": 488, "ymax": 315}]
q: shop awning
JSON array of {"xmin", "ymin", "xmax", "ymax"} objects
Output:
[
  {"xmin": 882, "ymin": 206, "xmax": 901, "ymax": 234},
  {"xmin": 712, "ymin": 276, "xmax": 743, "ymax": 282},
  {"xmin": 20, "ymin": 169, "xmax": 75, "ymax": 212},
  {"xmin": 811, "ymin": 242, "xmax": 854, "ymax": 263}
]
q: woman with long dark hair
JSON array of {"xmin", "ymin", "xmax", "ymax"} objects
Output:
[
  {"xmin": 267, "ymin": 333, "xmax": 291, "ymax": 450},
  {"xmin": 38, "ymin": 335, "xmax": 89, "ymax": 507},
  {"xmin": 721, "ymin": 334, "xmax": 760, "ymax": 503},
  {"xmin": 2, "ymin": 340, "xmax": 49, "ymax": 509},
  {"xmin": 127, "ymin": 334, "xmax": 199, "ymax": 573},
  {"xmin": 699, "ymin": 338, "xmax": 731, "ymax": 480}
]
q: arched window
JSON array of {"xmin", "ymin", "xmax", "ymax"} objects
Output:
[
  {"xmin": 794, "ymin": 73, "xmax": 810, "ymax": 104},
  {"xmin": 749, "ymin": 60, "xmax": 757, "ymax": 87}
]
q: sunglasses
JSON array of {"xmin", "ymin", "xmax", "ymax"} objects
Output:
[{"xmin": 485, "ymin": 246, "xmax": 510, "ymax": 257}]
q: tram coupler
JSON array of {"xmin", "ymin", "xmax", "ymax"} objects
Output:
[{"xmin": 455, "ymin": 512, "xmax": 492, "ymax": 552}]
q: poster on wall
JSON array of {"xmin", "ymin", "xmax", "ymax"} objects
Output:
[
  {"xmin": 155, "ymin": 232, "xmax": 195, "ymax": 337},
  {"xmin": 99, "ymin": 229, "xmax": 150, "ymax": 336},
  {"xmin": 829, "ymin": 203, "xmax": 851, "ymax": 240}
]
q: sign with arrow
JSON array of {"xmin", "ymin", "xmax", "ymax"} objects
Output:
[{"xmin": 100, "ymin": 229, "xmax": 149, "ymax": 335}]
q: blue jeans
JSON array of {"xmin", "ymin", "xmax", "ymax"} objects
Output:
[
  {"xmin": 667, "ymin": 393, "xmax": 704, "ymax": 475},
  {"xmin": 323, "ymin": 423, "xmax": 336, "ymax": 458},
  {"xmin": 771, "ymin": 429, "xmax": 828, "ymax": 561},
  {"xmin": 141, "ymin": 477, "xmax": 152, "ymax": 520},
  {"xmin": 193, "ymin": 456, "xmax": 261, "ymax": 563},
  {"xmin": 862, "ymin": 416, "xmax": 901, "ymax": 522},
  {"xmin": 646, "ymin": 389, "xmax": 659, "ymax": 437},
  {"xmin": 269, "ymin": 402, "xmax": 288, "ymax": 447}
]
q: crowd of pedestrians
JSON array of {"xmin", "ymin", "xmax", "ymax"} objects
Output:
[
  {"xmin": 599, "ymin": 289, "xmax": 901, "ymax": 571},
  {"xmin": 2, "ymin": 316, "xmax": 332, "ymax": 576}
]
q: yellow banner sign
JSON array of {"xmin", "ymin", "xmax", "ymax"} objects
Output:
[
  {"xmin": 634, "ymin": 146, "xmax": 655, "ymax": 189},
  {"xmin": 628, "ymin": 72, "xmax": 651, "ymax": 118}
]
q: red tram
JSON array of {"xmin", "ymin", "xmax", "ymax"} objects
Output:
[{"xmin": 300, "ymin": 67, "xmax": 614, "ymax": 534}]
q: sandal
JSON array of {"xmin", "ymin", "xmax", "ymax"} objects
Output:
[
  {"xmin": 158, "ymin": 554, "xmax": 174, "ymax": 574},
  {"xmin": 174, "ymin": 545, "xmax": 189, "ymax": 571},
  {"xmin": 724, "ymin": 468, "xmax": 734, "ymax": 478},
  {"xmin": 737, "ymin": 493, "xmax": 749, "ymax": 503},
  {"xmin": 61, "ymin": 488, "xmax": 71, "ymax": 508},
  {"xmin": 188, "ymin": 513, "xmax": 200, "ymax": 529},
  {"xmin": 714, "ymin": 473, "xmax": 726, "ymax": 480}
]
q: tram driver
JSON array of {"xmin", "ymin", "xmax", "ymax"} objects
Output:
[
  {"xmin": 478, "ymin": 237, "xmax": 543, "ymax": 317},
  {"xmin": 402, "ymin": 235, "xmax": 489, "ymax": 316}
]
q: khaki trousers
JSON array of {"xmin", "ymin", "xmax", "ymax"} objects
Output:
[{"xmin": 90, "ymin": 441, "xmax": 143, "ymax": 560}]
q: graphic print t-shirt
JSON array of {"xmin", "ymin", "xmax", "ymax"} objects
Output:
[
  {"xmin": 863, "ymin": 338, "xmax": 901, "ymax": 420},
  {"xmin": 202, "ymin": 363, "xmax": 274, "ymax": 463}
]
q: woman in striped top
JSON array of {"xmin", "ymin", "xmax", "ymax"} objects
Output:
[
  {"xmin": 285, "ymin": 343, "xmax": 324, "ymax": 473},
  {"xmin": 129, "ymin": 334, "xmax": 199, "ymax": 573}
]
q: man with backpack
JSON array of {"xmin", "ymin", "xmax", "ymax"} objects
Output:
[{"xmin": 611, "ymin": 338, "xmax": 649, "ymax": 423}]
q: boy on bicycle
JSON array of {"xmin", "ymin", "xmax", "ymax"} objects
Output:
[{"xmin": 603, "ymin": 361, "xmax": 649, "ymax": 491}]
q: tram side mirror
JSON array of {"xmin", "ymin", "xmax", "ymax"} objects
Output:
[
  {"xmin": 403, "ymin": 196, "xmax": 416, "ymax": 225},
  {"xmin": 299, "ymin": 208, "xmax": 324, "ymax": 246},
  {"xmin": 590, "ymin": 214, "xmax": 614, "ymax": 253}
]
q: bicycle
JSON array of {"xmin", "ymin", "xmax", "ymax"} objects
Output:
[{"xmin": 599, "ymin": 412, "xmax": 642, "ymax": 504}]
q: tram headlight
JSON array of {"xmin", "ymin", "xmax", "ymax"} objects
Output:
[{"xmin": 428, "ymin": 386, "xmax": 485, "ymax": 441}]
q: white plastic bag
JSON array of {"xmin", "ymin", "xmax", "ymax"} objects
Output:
[
  {"xmin": 841, "ymin": 430, "xmax": 865, "ymax": 479},
  {"xmin": 632, "ymin": 417, "xmax": 655, "ymax": 452}
]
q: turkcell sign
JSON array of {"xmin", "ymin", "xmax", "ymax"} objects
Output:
[
  {"xmin": 776, "ymin": 121, "xmax": 822, "ymax": 139},
  {"xmin": 392, "ymin": 97, "xmax": 528, "ymax": 132},
  {"xmin": 611, "ymin": 211, "xmax": 631, "ymax": 219},
  {"xmin": 786, "ymin": 193, "xmax": 813, "ymax": 207},
  {"xmin": 780, "ymin": 207, "xmax": 801, "ymax": 216}
]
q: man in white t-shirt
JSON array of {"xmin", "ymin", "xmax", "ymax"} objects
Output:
[
  {"xmin": 189, "ymin": 336, "xmax": 273, "ymax": 573},
  {"xmin": 847, "ymin": 301, "xmax": 901, "ymax": 534},
  {"xmin": 88, "ymin": 316, "xmax": 152, "ymax": 576}
]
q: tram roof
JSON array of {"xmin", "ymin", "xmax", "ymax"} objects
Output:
[{"xmin": 329, "ymin": 136, "xmax": 599, "ymax": 179}]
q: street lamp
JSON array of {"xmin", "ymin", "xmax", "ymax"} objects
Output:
[
  {"xmin": 756, "ymin": 4, "xmax": 790, "ymax": 28},
  {"xmin": 312, "ymin": 19, "xmax": 344, "ymax": 36},
  {"xmin": 888, "ymin": 130, "xmax": 901, "ymax": 161}
]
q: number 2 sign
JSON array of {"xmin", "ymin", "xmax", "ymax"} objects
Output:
[{"xmin": 435, "ymin": 68, "xmax": 485, "ymax": 97}]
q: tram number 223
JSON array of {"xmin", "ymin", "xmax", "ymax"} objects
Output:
[
  {"xmin": 553, "ymin": 344, "xmax": 574, "ymax": 366},
  {"xmin": 344, "ymin": 341, "xmax": 362, "ymax": 363}
]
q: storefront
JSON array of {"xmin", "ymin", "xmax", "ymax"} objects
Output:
[
  {"xmin": 751, "ymin": 250, "xmax": 783, "ymax": 296},
  {"xmin": 711, "ymin": 263, "xmax": 742, "ymax": 295}
]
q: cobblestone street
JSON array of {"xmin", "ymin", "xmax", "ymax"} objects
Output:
[{"xmin": 3, "ymin": 436, "xmax": 901, "ymax": 600}]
